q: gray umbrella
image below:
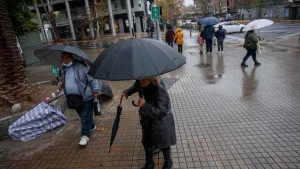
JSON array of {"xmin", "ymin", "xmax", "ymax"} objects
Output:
[
  {"xmin": 97, "ymin": 80, "xmax": 113, "ymax": 98},
  {"xmin": 34, "ymin": 44, "xmax": 93, "ymax": 68},
  {"xmin": 88, "ymin": 38, "xmax": 186, "ymax": 81}
]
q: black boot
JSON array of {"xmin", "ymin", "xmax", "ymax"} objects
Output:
[
  {"xmin": 162, "ymin": 160, "xmax": 172, "ymax": 169},
  {"xmin": 140, "ymin": 163, "xmax": 154, "ymax": 169},
  {"xmin": 254, "ymin": 62, "xmax": 261, "ymax": 66},
  {"xmin": 241, "ymin": 62, "xmax": 248, "ymax": 67}
]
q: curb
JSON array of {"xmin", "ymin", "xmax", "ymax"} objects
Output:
[{"xmin": 0, "ymin": 83, "xmax": 67, "ymax": 141}]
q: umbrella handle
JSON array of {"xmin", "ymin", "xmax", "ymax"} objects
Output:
[
  {"xmin": 119, "ymin": 94, "xmax": 124, "ymax": 105},
  {"xmin": 132, "ymin": 101, "xmax": 139, "ymax": 107}
]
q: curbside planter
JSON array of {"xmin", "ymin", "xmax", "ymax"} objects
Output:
[{"xmin": 0, "ymin": 92, "xmax": 67, "ymax": 141}]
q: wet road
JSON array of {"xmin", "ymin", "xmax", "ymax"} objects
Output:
[{"xmin": 2, "ymin": 31, "xmax": 300, "ymax": 169}]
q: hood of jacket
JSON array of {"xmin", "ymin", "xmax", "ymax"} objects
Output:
[{"xmin": 219, "ymin": 25, "xmax": 223, "ymax": 30}]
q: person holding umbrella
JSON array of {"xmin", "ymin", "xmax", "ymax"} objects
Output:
[
  {"xmin": 204, "ymin": 24, "xmax": 215, "ymax": 54},
  {"xmin": 58, "ymin": 52, "xmax": 100, "ymax": 146},
  {"xmin": 122, "ymin": 77, "xmax": 176, "ymax": 169},
  {"xmin": 241, "ymin": 30, "xmax": 261, "ymax": 67}
]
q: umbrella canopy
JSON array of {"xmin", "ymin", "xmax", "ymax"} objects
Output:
[
  {"xmin": 97, "ymin": 80, "xmax": 113, "ymax": 98},
  {"xmin": 200, "ymin": 17, "xmax": 220, "ymax": 25},
  {"xmin": 88, "ymin": 38, "xmax": 186, "ymax": 81},
  {"xmin": 34, "ymin": 44, "xmax": 93, "ymax": 68},
  {"xmin": 244, "ymin": 19, "xmax": 274, "ymax": 31}
]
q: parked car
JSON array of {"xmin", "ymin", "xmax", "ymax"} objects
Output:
[{"xmin": 214, "ymin": 22, "xmax": 246, "ymax": 34}]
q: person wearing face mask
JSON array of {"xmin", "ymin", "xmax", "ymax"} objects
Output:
[
  {"xmin": 122, "ymin": 77, "xmax": 176, "ymax": 169},
  {"xmin": 58, "ymin": 52, "xmax": 100, "ymax": 146}
]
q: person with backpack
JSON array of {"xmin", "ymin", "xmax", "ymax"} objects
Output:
[
  {"xmin": 165, "ymin": 26, "xmax": 175, "ymax": 47},
  {"xmin": 215, "ymin": 25, "xmax": 226, "ymax": 54},
  {"xmin": 204, "ymin": 25, "xmax": 215, "ymax": 54},
  {"xmin": 197, "ymin": 30, "xmax": 205, "ymax": 54},
  {"xmin": 241, "ymin": 30, "xmax": 261, "ymax": 67}
]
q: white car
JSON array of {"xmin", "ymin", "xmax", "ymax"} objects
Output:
[{"xmin": 214, "ymin": 22, "xmax": 246, "ymax": 34}]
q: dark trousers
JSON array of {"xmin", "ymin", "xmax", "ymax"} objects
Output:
[
  {"xmin": 242, "ymin": 49, "xmax": 257, "ymax": 63},
  {"xmin": 178, "ymin": 44, "xmax": 183, "ymax": 53},
  {"xmin": 206, "ymin": 38, "xmax": 213, "ymax": 53},
  {"xmin": 217, "ymin": 40, "xmax": 224, "ymax": 51},
  {"xmin": 142, "ymin": 126, "xmax": 171, "ymax": 166},
  {"xmin": 167, "ymin": 41, "xmax": 174, "ymax": 47},
  {"xmin": 76, "ymin": 100, "xmax": 95, "ymax": 136}
]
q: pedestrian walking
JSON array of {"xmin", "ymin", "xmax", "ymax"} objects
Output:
[
  {"xmin": 58, "ymin": 52, "xmax": 100, "ymax": 146},
  {"xmin": 198, "ymin": 30, "xmax": 205, "ymax": 54},
  {"xmin": 215, "ymin": 25, "xmax": 226, "ymax": 54},
  {"xmin": 165, "ymin": 26, "xmax": 175, "ymax": 47},
  {"xmin": 122, "ymin": 77, "xmax": 176, "ymax": 169},
  {"xmin": 242, "ymin": 14, "xmax": 244, "ymax": 20},
  {"xmin": 190, "ymin": 28, "xmax": 192, "ymax": 38},
  {"xmin": 241, "ymin": 30, "xmax": 261, "ymax": 67},
  {"xmin": 204, "ymin": 25, "xmax": 215, "ymax": 54},
  {"xmin": 175, "ymin": 28, "xmax": 184, "ymax": 54},
  {"xmin": 150, "ymin": 24, "xmax": 155, "ymax": 38}
]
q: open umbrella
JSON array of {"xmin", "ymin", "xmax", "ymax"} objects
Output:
[
  {"xmin": 97, "ymin": 80, "xmax": 113, "ymax": 98},
  {"xmin": 109, "ymin": 95, "xmax": 123, "ymax": 153},
  {"xmin": 88, "ymin": 38, "xmax": 186, "ymax": 81},
  {"xmin": 34, "ymin": 44, "xmax": 93, "ymax": 68},
  {"xmin": 200, "ymin": 17, "xmax": 220, "ymax": 25},
  {"xmin": 244, "ymin": 19, "xmax": 274, "ymax": 31}
]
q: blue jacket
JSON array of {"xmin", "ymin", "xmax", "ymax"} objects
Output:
[
  {"xmin": 204, "ymin": 25, "xmax": 215, "ymax": 39},
  {"xmin": 215, "ymin": 26, "xmax": 226, "ymax": 41},
  {"xmin": 62, "ymin": 62, "xmax": 100, "ymax": 101}
]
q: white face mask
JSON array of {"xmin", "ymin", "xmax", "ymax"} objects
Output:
[{"xmin": 63, "ymin": 61, "xmax": 73, "ymax": 67}]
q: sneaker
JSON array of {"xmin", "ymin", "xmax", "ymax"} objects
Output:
[
  {"xmin": 206, "ymin": 52, "xmax": 209, "ymax": 55},
  {"xmin": 221, "ymin": 51, "xmax": 224, "ymax": 54},
  {"xmin": 218, "ymin": 51, "xmax": 220, "ymax": 54},
  {"xmin": 90, "ymin": 126, "xmax": 96, "ymax": 132},
  {"xmin": 241, "ymin": 63, "xmax": 248, "ymax": 67},
  {"xmin": 254, "ymin": 62, "xmax": 261, "ymax": 66},
  {"xmin": 79, "ymin": 136, "xmax": 89, "ymax": 146}
]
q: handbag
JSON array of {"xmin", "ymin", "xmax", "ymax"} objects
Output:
[
  {"xmin": 66, "ymin": 94, "xmax": 83, "ymax": 109},
  {"xmin": 174, "ymin": 38, "xmax": 177, "ymax": 43}
]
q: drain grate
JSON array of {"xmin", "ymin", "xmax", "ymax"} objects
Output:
[
  {"xmin": 161, "ymin": 78, "xmax": 179, "ymax": 90},
  {"xmin": 271, "ymin": 49, "xmax": 287, "ymax": 52},
  {"xmin": 194, "ymin": 63, "xmax": 211, "ymax": 68}
]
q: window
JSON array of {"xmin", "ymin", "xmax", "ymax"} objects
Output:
[
  {"xmin": 121, "ymin": 0, "xmax": 126, "ymax": 9},
  {"xmin": 231, "ymin": 22, "xmax": 237, "ymax": 25},
  {"xmin": 138, "ymin": 4, "xmax": 141, "ymax": 7},
  {"xmin": 131, "ymin": 0, "xmax": 134, "ymax": 8}
]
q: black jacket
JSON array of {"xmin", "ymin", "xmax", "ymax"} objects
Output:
[{"xmin": 124, "ymin": 81, "xmax": 177, "ymax": 148}]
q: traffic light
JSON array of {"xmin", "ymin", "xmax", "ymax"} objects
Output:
[{"xmin": 160, "ymin": 6, "xmax": 162, "ymax": 16}]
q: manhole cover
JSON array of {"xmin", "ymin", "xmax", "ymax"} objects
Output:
[
  {"xmin": 271, "ymin": 49, "xmax": 287, "ymax": 52},
  {"xmin": 161, "ymin": 78, "xmax": 179, "ymax": 90},
  {"xmin": 194, "ymin": 63, "xmax": 211, "ymax": 68}
]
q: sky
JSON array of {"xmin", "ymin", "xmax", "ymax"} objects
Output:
[{"xmin": 184, "ymin": 0, "xmax": 194, "ymax": 6}]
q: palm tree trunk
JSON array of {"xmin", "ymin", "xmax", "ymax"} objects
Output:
[{"xmin": 0, "ymin": 0, "xmax": 31, "ymax": 104}]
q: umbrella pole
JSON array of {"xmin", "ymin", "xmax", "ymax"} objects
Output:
[{"xmin": 119, "ymin": 94, "xmax": 124, "ymax": 105}]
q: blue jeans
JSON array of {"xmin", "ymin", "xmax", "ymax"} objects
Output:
[
  {"xmin": 167, "ymin": 41, "xmax": 173, "ymax": 47},
  {"xmin": 243, "ymin": 49, "xmax": 257, "ymax": 63},
  {"xmin": 76, "ymin": 99, "xmax": 95, "ymax": 136}
]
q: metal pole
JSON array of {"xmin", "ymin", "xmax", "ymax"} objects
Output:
[
  {"xmin": 84, "ymin": 0, "xmax": 95, "ymax": 39},
  {"xmin": 126, "ymin": 0, "xmax": 134, "ymax": 38},
  {"xmin": 107, "ymin": 0, "xmax": 116, "ymax": 37},
  {"xmin": 34, "ymin": 3, "xmax": 46, "ymax": 41},
  {"xmin": 65, "ymin": 0, "xmax": 76, "ymax": 40},
  {"xmin": 46, "ymin": 0, "xmax": 51, "ymax": 11}
]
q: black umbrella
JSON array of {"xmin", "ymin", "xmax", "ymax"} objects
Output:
[
  {"xmin": 109, "ymin": 95, "xmax": 123, "ymax": 153},
  {"xmin": 34, "ymin": 44, "xmax": 93, "ymax": 68},
  {"xmin": 97, "ymin": 80, "xmax": 113, "ymax": 98},
  {"xmin": 88, "ymin": 38, "xmax": 186, "ymax": 81}
]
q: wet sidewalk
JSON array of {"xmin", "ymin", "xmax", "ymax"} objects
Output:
[{"xmin": 1, "ymin": 32, "xmax": 300, "ymax": 169}]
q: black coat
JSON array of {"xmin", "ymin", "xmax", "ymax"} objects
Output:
[{"xmin": 124, "ymin": 81, "xmax": 176, "ymax": 148}]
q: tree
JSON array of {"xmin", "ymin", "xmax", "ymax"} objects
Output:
[
  {"xmin": 40, "ymin": 0, "xmax": 61, "ymax": 42},
  {"xmin": 91, "ymin": 0, "xmax": 109, "ymax": 38},
  {"xmin": 193, "ymin": 0, "xmax": 211, "ymax": 16},
  {"xmin": 157, "ymin": 0, "xmax": 183, "ymax": 23},
  {"xmin": 0, "ymin": 0, "xmax": 32, "ymax": 105},
  {"xmin": 6, "ymin": 0, "xmax": 39, "ymax": 36}
]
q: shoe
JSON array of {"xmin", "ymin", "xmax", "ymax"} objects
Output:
[
  {"xmin": 254, "ymin": 62, "xmax": 261, "ymax": 66},
  {"xmin": 241, "ymin": 63, "xmax": 248, "ymax": 67},
  {"xmin": 90, "ymin": 126, "xmax": 96, "ymax": 132},
  {"xmin": 162, "ymin": 160, "xmax": 173, "ymax": 169},
  {"xmin": 140, "ymin": 163, "xmax": 154, "ymax": 169},
  {"xmin": 206, "ymin": 52, "xmax": 209, "ymax": 55},
  {"xmin": 221, "ymin": 51, "xmax": 224, "ymax": 54},
  {"xmin": 79, "ymin": 136, "xmax": 89, "ymax": 146},
  {"xmin": 218, "ymin": 51, "xmax": 220, "ymax": 54}
]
